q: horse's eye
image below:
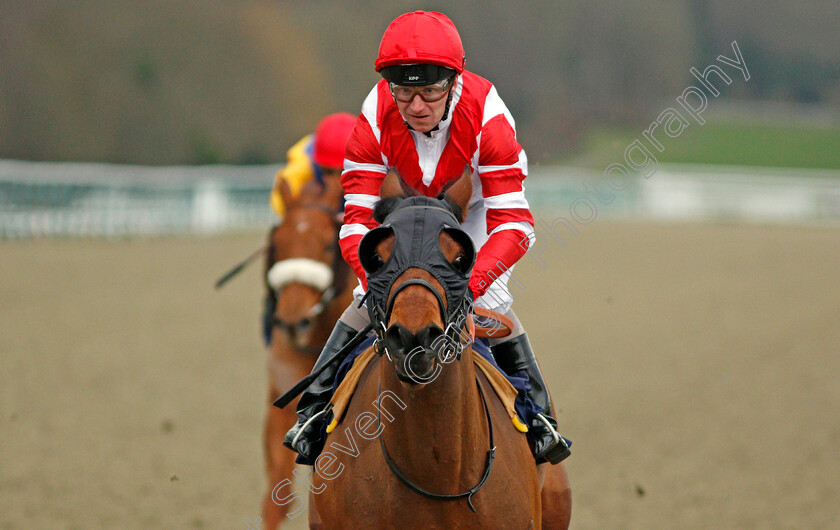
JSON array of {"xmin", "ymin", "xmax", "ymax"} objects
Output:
[
  {"xmin": 452, "ymin": 254, "xmax": 467, "ymax": 273},
  {"xmin": 370, "ymin": 254, "xmax": 385, "ymax": 271}
]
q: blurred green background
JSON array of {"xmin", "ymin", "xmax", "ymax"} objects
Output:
[{"xmin": 2, "ymin": 0, "xmax": 839, "ymax": 168}]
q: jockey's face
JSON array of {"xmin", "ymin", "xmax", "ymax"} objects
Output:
[
  {"xmin": 317, "ymin": 165, "xmax": 342, "ymax": 179},
  {"xmin": 394, "ymin": 81, "xmax": 452, "ymax": 133}
]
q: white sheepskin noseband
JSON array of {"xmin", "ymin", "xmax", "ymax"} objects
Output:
[{"xmin": 267, "ymin": 258, "xmax": 333, "ymax": 292}]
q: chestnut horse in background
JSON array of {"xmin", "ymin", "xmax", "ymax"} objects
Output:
[
  {"xmin": 310, "ymin": 178, "xmax": 571, "ymax": 528},
  {"xmin": 261, "ymin": 176, "xmax": 354, "ymax": 528}
]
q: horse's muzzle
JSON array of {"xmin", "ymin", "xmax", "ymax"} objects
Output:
[{"xmin": 384, "ymin": 323, "xmax": 444, "ymax": 384}]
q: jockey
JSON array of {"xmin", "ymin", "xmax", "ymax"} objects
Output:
[
  {"xmin": 268, "ymin": 112, "xmax": 356, "ymax": 218},
  {"xmin": 262, "ymin": 112, "xmax": 356, "ymax": 346},
  {"xmin": 283, "ymin": 11, "xmax": 570, "ymax": 465}
]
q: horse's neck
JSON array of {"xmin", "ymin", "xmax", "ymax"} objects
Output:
[{"xmin": 380, "ymin": 346, "xmax": 488, "ymax": 486}]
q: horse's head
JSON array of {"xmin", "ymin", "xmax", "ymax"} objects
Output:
[
  {"xmin": 266, "ymin": 178, "xmax": 345, "ymax": 351},
  {"xmin": 359, "ymin": 185, "xmax": 476, "ymax": 383}
]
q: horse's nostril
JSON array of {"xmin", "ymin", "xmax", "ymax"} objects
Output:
[
  {"xmin": 385, "ymin": 323, "xmax": 444, "ymax": 356},
  {"xmin": 417, "ymin": 324, "xmax": 444, "ymax": 350},
  {"xmin": 384, "ymin": 324, "xmax": 410, "ymax": 356}
]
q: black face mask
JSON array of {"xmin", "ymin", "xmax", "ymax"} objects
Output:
[{"xmin": 358, "ymin": 196, "xmax": 476, "ymax": 334}]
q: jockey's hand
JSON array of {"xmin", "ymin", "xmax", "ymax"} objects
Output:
[{"xmin": 469, "ymin": 275, "xmax": 487, "ymax": 300}]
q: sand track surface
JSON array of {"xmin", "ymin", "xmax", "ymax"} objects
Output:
[{"xmin": 2, "ymin": 221, "xmax": 839, "ymax": 528}]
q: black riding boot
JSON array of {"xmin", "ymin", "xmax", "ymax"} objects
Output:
[
  {"xmin": 281, "ymin": 320, "xmax": 358, "ymax": 462},
  {"xmin": 492, "ymin": 333, "xmax": 571, "ymax": 465}
]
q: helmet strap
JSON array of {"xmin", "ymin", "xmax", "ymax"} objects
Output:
[{"xmin": 439, "ymin": 75, "xmax": 457, "ymax": 123}]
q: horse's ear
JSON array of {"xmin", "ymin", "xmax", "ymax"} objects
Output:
[
  {"xmin": 321, "ymin": 172, "xmax": 345, "ymax": 211},
  {"xmin": 380, "ymin": 167, "xmax": 407, "ymax": 200},
  {"xmin": 278, "ymin": 178, "xmax": 294, "ymax": 210},
  {"xmin": 443, "ymin": 165, "xmax": 472, "ymax": 222}
]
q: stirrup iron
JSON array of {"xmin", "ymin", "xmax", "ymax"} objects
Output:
[{"xmin": 289, "ymin": 407, "xmax": 330, "ymax": 452}]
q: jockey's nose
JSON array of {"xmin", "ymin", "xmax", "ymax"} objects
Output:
[{"xmin": 407, "ymin": 94, "xmax": 428, "ymax": 112}]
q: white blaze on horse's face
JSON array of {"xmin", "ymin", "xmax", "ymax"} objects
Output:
[{"xmin": 295, "ymin": 220, "xmax": 310, "ymax": 233}]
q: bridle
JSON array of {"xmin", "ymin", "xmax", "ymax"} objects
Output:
[
  {"xmin": 268, "ymin": 203, "xmax": 348, "ymax": 353},
  {"xmin": 369, "ymin": 277, "xmax": 473, "ymax": 362},
  {"xmin": 270, "ymin": 282, "xmax": 340, "ymax": 354},
  {"xmin": 359, "ymin": 200, "xmax": 477, "ymax": 363},
  {"xmin": 358, "ymin": 198, "xmax": 495, "ymax": 510},
  {"xmin": 371, "ymin": 282, "xmax": 495, "ymax": 512}
]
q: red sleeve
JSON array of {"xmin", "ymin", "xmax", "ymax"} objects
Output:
[
  {"xmin": 339, "ymin": 234, "xmax": 367, "ymax": 290},
  {"xmin": 470, "ymin": 113, "xmax": 535, "ymax": 298},
  {"xmin": 469, "ymin": 230, "xmax": 531, "ymax": 298},
  {"xmin": 339, "ymin": 113, "xmax": 387, "ymax": 288}
]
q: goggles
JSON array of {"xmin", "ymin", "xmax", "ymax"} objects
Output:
[{"xmin": 389, "ymin": 76, "xmax": 454, "ymax": 103}]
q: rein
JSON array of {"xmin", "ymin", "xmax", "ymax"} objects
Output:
[{"xmin": 376, "ymin": 375, "xmax": 496, "ymax": 513}]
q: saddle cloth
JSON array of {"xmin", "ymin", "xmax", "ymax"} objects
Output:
[{"xmin": 326, "ymin": 345, "xmax": 529, "ymax": 434}]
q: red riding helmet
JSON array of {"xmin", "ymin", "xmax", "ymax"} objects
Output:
[
  {"xmin": 312, "ymin": 112, "xmax": 356, "ymax": 168},
  {"xmin": 375, "ymin": 11, "xmax": 465, "ymax": 86}
]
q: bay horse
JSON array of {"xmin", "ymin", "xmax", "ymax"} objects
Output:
[
  {"xmin": 309, "ymin": 187, "xmax": 571, "ymax": 528},
  {"xmin": 261, "ymin": 176, "xmax": 355, "ymax": 528}
]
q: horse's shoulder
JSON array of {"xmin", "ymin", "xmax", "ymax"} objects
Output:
[
  {"xmin": 334, "ymin": 349, "xmax": 382, "ymax": 419},
  {"xmin": 475, "ymin": 366, "xmax": 510, "ymax": 419}
]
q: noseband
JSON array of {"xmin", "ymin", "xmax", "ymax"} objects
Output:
[
  {"xmin": 385, "ymin": 278, "xmax": 446, "ymax": 325},
  {"xmin": 371, "ymin": 277, "xmax": 472, "ymax": 362},
  {"xmin": 373, "ymin": 276, "xmax": 471, "ymax": 362},
  {"xmin": 271, "ymin": 282, "xmax": 339, "ymax": 353}
]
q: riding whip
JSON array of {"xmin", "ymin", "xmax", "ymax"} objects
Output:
[
  {"xmin": 214, "ymin": 245, "xmax": 267, "ymax": 289},
  {"xmin": 272, "ymin": 322, "xmax": 374, "ymax": 409}
]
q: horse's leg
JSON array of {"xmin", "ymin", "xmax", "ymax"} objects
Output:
[
  {"xmin": 262, "ymin": 339, "xmax": 319, "ymax": 528},
  {"xmin": 307, "ymin": 490, "xmax": 323, "ymax": 530},
  {"xmin": 261, "ymin": 386, "xmax": 300, "ymax": 528},
  {"xmin": 539, "ymin": 462, "xmax": 572, "ymax": 530}
]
